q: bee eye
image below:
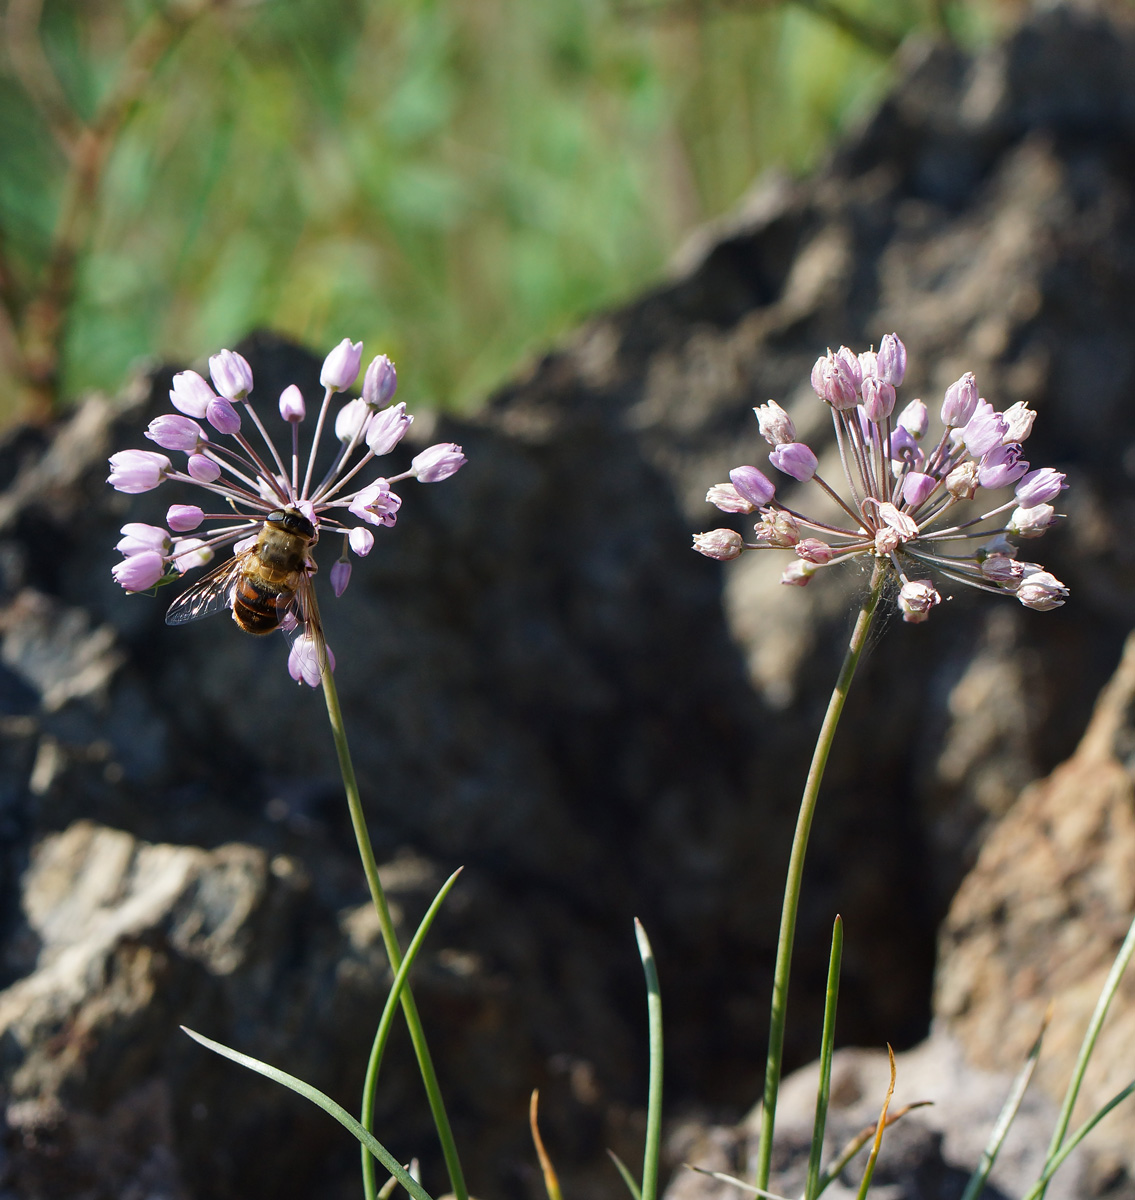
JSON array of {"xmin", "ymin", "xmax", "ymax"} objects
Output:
[{"xmin": 266, "ymin": 510, "xmax": 286, "ymax": 523}]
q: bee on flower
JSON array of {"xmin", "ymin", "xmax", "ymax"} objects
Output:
[
  {"xmin": 694, "ymin": 334, "xmax": 1069, "ymax": 622},
  {"xmin": 109, "ymin": 340, "xmax": 466, "ymax": 683}
]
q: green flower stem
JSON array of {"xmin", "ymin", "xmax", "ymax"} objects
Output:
[
  {"xmin": 754, "ymin": 562, "xmax": 885, "ymax": 1191},
  {"xmin": 320, "ymin": 665, "xmax": 468, "ymax": 1200}
]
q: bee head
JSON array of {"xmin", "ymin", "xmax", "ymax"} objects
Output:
[{"xmin": 266, "ymin": 508, "xmax": 316, "ymax": 539}]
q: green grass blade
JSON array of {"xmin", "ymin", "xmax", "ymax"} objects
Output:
[
  {"xmin": 813, "ymin": 1102, "xmax": 931, "ymax": 1198},
  {"xmin": 685, "ymin": 1165, "xmax": 793, "ymax": 1200},
  {"xmin": 636, "ymin": 918, "xmax": 664, "ymax": 1200},
  {"xmin": 1024, "ymin": 1079, "xmax": 1135, "ymax": 1200},
  {"xmin": 362, "ymin": 868, "xmax": 463, "ymax": 1200},
  {"xmin": 1038, "ymin": 911, "xmax": 1135, "ymax": 1200},
  {"xmin": 960, "ymin": 1007, "xmax": 1049, "ymax": 1200},
  {"xmin": 853, "ymin": 1046, "xmax": 895, "ymax": 1200},
  {"xmin": 805, "ymin": 916, "xmax": 843, "ymax": 1200},
  {"xmin": 181, "ymin": 1025, "xmax": 434, "ymax": 1200},
  {"xmin": 608, "ymin": 1149, "xmax": 644, "ymax": 1200}
]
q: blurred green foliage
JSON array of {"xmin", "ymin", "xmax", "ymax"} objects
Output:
[{"xmin": 0, "ymin": 0, "xmax": 1006, "ymax": 421}]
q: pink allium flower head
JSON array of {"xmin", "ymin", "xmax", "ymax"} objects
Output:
[
  {"xmin": 167, "ymin": 504, "xmax": 205, "ymax": 532},
  {"xmin": 335, "ymin": 397, "xmax": 370, "ymax": 444},
  {"xmin": 117, "ymin": 523, "xmax": 171, "ymax": 556},
  {"xmin": 146, "ymin": 414, "xmax": 207, "ymax": 453},
  {"xmin": 707, "ymin": 483, "xmax": 754, "ymax": 514},
  {"xmin": 901, "ymin": 471, "xmax": 937, "ymax": 509},
  {"xmin": 1015, "ymin": 467, "xmax": 1067, "ymax": 508},
  {"xmin": 363, "ymin": 354, "xmax": 398, "ymax": 408},
  {"xmin": 279, "ymin": 384, "xmax": 305, "ymax": 423},
  {"xmin": 288, "ymin": 633, "xmax": 336, "ymax": 687},
  {"xmin": 187, "ymin": 454, "xmax": 222, "ymax": 483},
  {"xmin": 861, "ymin": 377, "xmax": 896, "ymax": 423},
  {"xmin": 898, "ymin": 579, "xmax": 940, "ymax": 623},
  {"xmin": 692, "ymin": 529, "xmax": 744, "ymax": 561},
  {"xmin": 320, "ymin": 338, "xmax": 364, "ymax": 392},
  {"xmin": 107, "ymin": 449, "xmax": 171, "ymax": 494},
  {"xmin": 349, "ymin": 479, "xmax": 402, "ymax": 527},
  {"xmin": 754, "ymin": 400, "xmax": 796, "ymax": 445},
  {"xmin": 729, "ymin": 465, "xmax": 776, "ymax": 507},
  {"xmin": 978, "ymin": 444, "xmax": 1029, "ymax": 489},
  {"xmin": 365, "ymin": 401, "xmax": 413, "ymax": 455},
  {"xmin": 412, "ymin": 443, "xmax": 467, "ymax": 482},
  {"xmin": 349, "ymin": 526, "xmax": 375, "ymax": 557},
  {"xmin": 770, "ymin": 442, "xmax": 818, "ymax": 481},
  {"xmin": 876, "ymin": 333, "xmax": 906, "ymax": 386},
  {"xmin": 941, "ymin": 372, "xmax": 979, "ymax": 427},
  {"xmin": 897, "ymin": 398, "xmax": 928, "ymax": 439},
  {"xmin": 209, "ymin": 349, "xmax": 253, "ymax": 400},
  {"xmin": 961, "ymin": 401, "xmax": 1009, "ymax": 457},
  {"xmin": 170, "ymin": 370, "xmax": 216, "ymax": 418},
  {"xmin": 330, "ymin": 559, "xmax": 352, "ymax": 598},
  {"xmin": 206, "ymin": 397, "xmax": 241, "ymax": 436},
  {"xmin": 112, "ymin": 550, "xmax": 165, "ymax": 592},
  {"xmin": 1017, "ymin": 569, "xmax": 1069, "ymax": 611}
]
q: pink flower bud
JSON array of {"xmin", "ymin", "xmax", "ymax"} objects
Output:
[
  {"xmin": 107, "ymin": 449, "xmax": 171, "ymax": 494},
  {"xmin": 896, "ymin": 398, "xmax": 928, "ymax": 439},
  {"xmin": 365, "ymin": 401, "xmax": 413, "ymax": 455},
  {"xmin": 363, "ymin": 354, "xmax": 398, "ymax": 407},
  {"xmin": 706, "ymin": 483, "xmax": 753, "ymax": 514},
  {"xmin": 1015, "ymin": 467, "xmax": 1067, "ymax": 507},
  {"xmin": 835, "ymin": 347, "xmax": 863, "ymax": 390},
  {"xmin": 795, "ymin": 538, "xmax": 834, "ymax": 564},
  {"xmin": 876, "ymin": 333, "xmax": 906, "ymax": 386},
  {"xmin": 945, "ymin": 460, "xmax": 979, "ymax": 499},
  {"xmin": 941, "ymin": 372, "xmax": 979, "ymax": 427},
  {"xmin": 412, "ymin": 443, "xmax": 467, "ymax": 482},
  {"xmin": 857, "ymin": 349, "xmax": 878, "ymax": 382},
  {"xmin": 1001, "ymin": 401, "xmax": 1036, "ymax": 444},
  {"xmin": 111, "ymin": 550, "xmax": 165, "ymax": 592},
  {"xmin": 330, "ymin": 559, "xmax": 351, "ymax": 597},
  {"xmin": 170, "ymin": 370, "xmax": 216, "ymax": 418},
  {"xmin": 781, "ymin": 560, "xmax": 815, "ymax": 586},
  {"xmin": 288, "ymin": 633, "xmax": 335, "ymax": 686},
  {"xmin": 811, "ymin": 354, "xmax": 858, "ymax": 410},
  {"xmin": 729, "ymin": 465, "xmax": 776, "ymax": 507},
  {"xmin": 692, "ymin": 529, "xmax": 743, "ymax": 561},
  {"xmin": 321, "ymin": 338, "xmax": 364, "ymax": 392},
  {"xmin": 335, "ymin": 397, "xmax": 370, "ymax": 444},
  {"xmin": 1017, "ymin": 569, "xmax": 1068, "ymax": 611},
  {"xmin": 1008, "ymin": 503, "xmax": 1056, "ymax": 538},
  {"xmin": 981, "ymin": 554, "xmax": 1024, "ymax": 584},
  {"xmin": 349, "ymin": 526, "xmax": 375, "ymax": 556},
  {"xmin": 116, "ymin": 523, "xmax": 171, "ymax": 556},
  {"xmin": 187, "ymin": 454, "xmax": 222, "ymax": 483},
  {"xmin": 209, "ymin": 349, "xmax": 253, "ymax": 400},
  {"xmin": 978, "ymin": 444, "xmax": 1029, "ymax": 489},
  {"xmin": 861, "ymin": 377, "xmax": 896, "ymax": 422},
  {"xmin": 146, "ymin": 413, "xmax": 207, "ymax": 452},
  {"xmin": 167, "ymin": 505, "xmax": 205, "ymax": 532},
  {"xmin": 171, "ymin": 538, "xmax": 214, "ymax": 574},
  {"xmin": 754, "ymin": 510, "xmax": 799, "ymax": 547},
  {"xmin": 769, "ymin": 441, "xmax": 818, "ymax": 481},
  {"xmin": 206, "ymin": 398, "xmax": 241, "ymax": 436},
  {"xmin": 899, "ymin": 579, "xmax": 940, "ymax": 623},
  {"xmin": 754, "ymin": 400, "xmax": 796, "ymax": 445},
  {"xmin": 279, "ymin": 384, "xmax": 305, "ymax": 422},
  {"xmin": 901, "ymin": 471, "xmax": 937, "ymax": 509}
]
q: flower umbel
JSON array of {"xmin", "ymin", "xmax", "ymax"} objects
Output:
[
  {"xmin": 109, "ymin": 342, "xmax": 467, "ymax": 682},
  {"xmin": 696, "ymin": 336, "xmax": 1069, "ymax": 621}
]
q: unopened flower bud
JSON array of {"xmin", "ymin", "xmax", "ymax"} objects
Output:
[
  {"xmin": 279, "ymin": 384, "xmax": 305, "ymax": 422},
  {"xmin": 707, "ymin": 483, "xmax": 753, "ymax": 514},
  {"xmin": 781, "ymin": 560, "xmax": 815, "ymax": 587},
  {"xmin": 209, "ymin": 349, "xmax": 253, "ymax": 400},
  {"xmin": 1008, "ymin": 503, "xmax": 1056, "ymax": 538},
  {"xmin": 365, "ymin": 401, "xmax": 413, "ymax": 455},
  {"xmin": 112, "ymin": 550, "xmax": 165, "ymax": 592},
  {"xmin": 981, "ymin": 554, "xmax": 1024, "ymax": 584},
  {"xmin": 861, "ymin": 377, "xmax": 896, "ymax": 422},
  {"xmin": 170, "ymin": 370, "xmax": 216, "ymax": 418},
  {"xmin": 875, "ymin": 527, "xmax": 901, "ymax": 555},
  {"xmin": 171, "ymin": 537, "xmax": 213, "ymax": 574},
  {"xmin": 811, "ymin": 353, "xmax": 858, "ymax": 409},
  {"xmin": 729, "ymin": 465, "xmax": 776, "ymax": 507},
  {"xmin": 412, "ymin": 443, "xmax": 467, "ymax": 482},
  {"xmin": 1015, "ymin": 467, "xmax": 1067, "ymax": 508},
  {"xmin": 876, "ymin": 333, "xmax": 906, "ymax": 386},
  {"xmin": 349, "ymin": 526, "xmax": 374, "ymax": 556},
  {"xmin": 857, "ymin": 349, "xmax": 878, "ymax": 383},
  {"xmin": 187, "ymin": 453, "xmax": 222, "ymax": 483},
  {"xmin": 945, "ymin": 460, "xmax": 979, "ymax": 499},
  {"xmin": 896, "ymin": 398, "xmax": 928, "ymax": 439},
  {"xmin": 107, "ymin": 449, "xmax": 171, "ymax": 494},
  {"xmin": 941, "ymin": 372, "xmax": 979, "ymax": 427},
  {"xmin": 321, "ymin": 338, "xmax": 364, "ymax": 392},
  {"xmin": 755, "ymin": 510, "xmax": 799, "ymax": 547},
  {"xmin": 902, "ymin": 471, "xmax": 937, "ymax": 509},
  {"xmin": 116, "ymin": 523, "xmax": 171, "ymax": 556},
  {"xmin": 288, "ymin": 633, "xmax": 336, "ymax": 687},
  {"xmin": 693, "ymin": 529, "xmax": 744, "ymax": 561},
  {"xmin": 335, "ymin": 397, "xmax": 370, "ymax": 444},
  {"xmin": 1017, "ymin": 570, "xmax": 1068, "ymax": 611},
  {"xmin": 147, "ymin": 413, "xmax": 207, "ymax": 453},
  {"xmin": 899, "ymin": 579, "xmax": 940, "ymax": 623},
  {"xmin": 1001, "ymin": 401, "xmax": 1036, "ymax": 444},
  {"xmin": 836, "ymin": 347, "xmax": 863, "ymax": 390},
  {"xmin": 330, "ymin": 558, "xmax": 352, "ymax": 597},
  {"xmin": 167, "ymin": 504, "xmax": 205, "ymax": 532},
  {"xmin": 770, "ymin": 441, "xmax": 818, "ymax": 481},
  {"xmin": 206, "ymin": 397, "xmax": 241, "ymax": 436},
  {"xmin": 754, "ymin": 400, "xmax": 796, "ymax": 445},
  {"xmin": 978, "ymin": 444, "xmax": 1029, "ymax": 489},
  {"xmin": 362, "ymin": 354, "xmax": 398, "ymax": 408},
  {"xmin": 796, "ymin": 538, "xmax": 834, "ymax": 564}
]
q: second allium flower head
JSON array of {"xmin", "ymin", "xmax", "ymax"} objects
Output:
[
  {"xmin": 695, "ymin": 334, "xmax": 1069, "ymax": 621},
  {"xmin": 109, "ymin": 340, "xmax": 466, "ymax": 683}
]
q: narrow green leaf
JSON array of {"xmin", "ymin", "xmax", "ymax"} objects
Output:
[
  {"xmin": 813, "ymin": 1102, "xmax": 932, "ymax": 1198},
  {"xmin": 636, "ymin": 918, "xmax": 664, "ymax": 1200},
  {"xmin": 960, "ymin": 1007, "xmax": 1049, "ymax": 1200},
  {"xmin": 806, "ymin": 916, "xmax": 843, "ymax": 1200},
  {"xmin": 181, "ymin": 1025, "xmax": 434, "ymax": 1200},
  {"xmin": 608, "ymin": 1149, "xmax": 643, "ymax": 1200},
  {"xmin": 685, "ymin": 1164, "xmax": 793, "ymax": 1200},
  {"xmin": 362, "ymin": 868, "xmax": 463, "ymax": 1200}
]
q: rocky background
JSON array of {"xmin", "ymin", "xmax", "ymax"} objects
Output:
[{"xmin": 3, "ymin": 4, "xmax": 1135, "ymax": 1199}]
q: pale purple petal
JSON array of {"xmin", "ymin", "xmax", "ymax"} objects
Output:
[
  {"xmin": 209, "ymin": 349, "xmax": 254, "ymax": 400},
  {"xmin": 365, "ymin": 402, "xmax": 413, "ymax": 455},
  {"xmin": 769, "ymin": 442, "xmax": 818, "ymax": 482},
  {"xmin": 349, "ymin": 526, "xmax": 375, "ymax": 557},
  {"xmin": 146, "ymin": 413, "xmax": 206, "ymax": 452},
  {"xmin": 107, "ymin": 449, "xmax": 171, "ymax": 494},
  {"xmin": 167, "ymin": 505, "xmax": 205, "ymax": 532},
  {"xmin": 112, "ymin": 550, "xmax": 165, "ymax": 592},
  {"xmin": 363, "ymin": 355, "xmax": 398, "ymax": 407},
  {"xmin": 729, "ymin": 465, "xmax": 776, "ymax": 507},
  {"xmin": 412, "ymin": 443, "xmax": 467, "ymax": 482},
  {"xmin": 206, "ymin": 397, "xmax": 241, "ymax": 436},
  {"xmin": 279, "ymin": 384, "xmax": 305, "ymax": 422},
  {"xmin": 1015, "ymin": 467, "xmax": 1067, "ymax": 507},
  {"xmin": 169, "ymin": 371, "xmax": 216, "ymax": 418},
  {"xmin": 187, "ymin": 454, "xmax": 222, "ymax": 483},
  {"xmin": 330, "ymin": 559, "xmax": 351, "ymax": 597},
  {"xmin": 321, "ymin": 339, "xmax": 364, "ymax": 392}
]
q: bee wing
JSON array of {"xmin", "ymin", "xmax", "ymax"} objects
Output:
[
  {"xmin": 164, "ymin": 554, "xmax": 246, "ymax": 626},
  {"xmin": 293, "ymin": 568, "xmax": 331, "ymax": 677}
]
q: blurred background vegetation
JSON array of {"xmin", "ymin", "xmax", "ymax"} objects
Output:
[{"xmin": 0, "ymin": 0, "xmax": 1014, "ymax": 427}]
